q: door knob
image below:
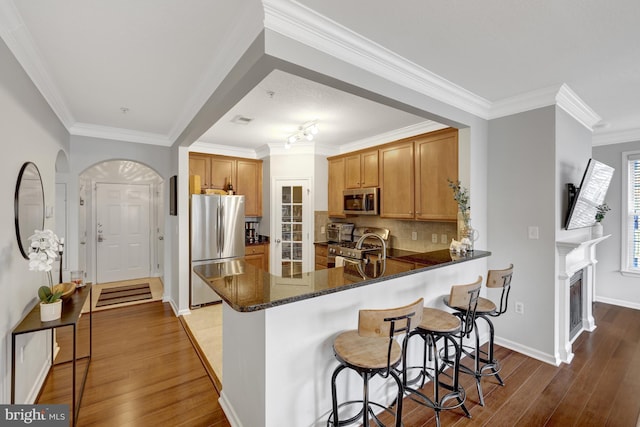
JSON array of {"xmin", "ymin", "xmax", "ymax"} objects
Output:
[
  {"xmin": 275, "ymin": 238, "xmax": 281, "ymax": 244},
  {"xmin": 98, "ymin": 234, "xmax": 105, "ymax": 242}
]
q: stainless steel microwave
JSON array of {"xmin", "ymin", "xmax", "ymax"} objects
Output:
[{"xmin": 343, "ymin": 188, "xmax": 379, "ymax": 215}]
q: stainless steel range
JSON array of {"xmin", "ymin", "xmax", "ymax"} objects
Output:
[{"xmin": 327, "ymin": 226, "xmax": 389, "ymax": 267}]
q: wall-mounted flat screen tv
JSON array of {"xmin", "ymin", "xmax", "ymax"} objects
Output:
[{"xmin": 565, "ymin": 159, "xmax": 614, "ymax": 230}]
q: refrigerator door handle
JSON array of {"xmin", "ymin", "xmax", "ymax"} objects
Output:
[{"xmin": 219, "ymin": 203, "xmax": 225, "ymax": 252}]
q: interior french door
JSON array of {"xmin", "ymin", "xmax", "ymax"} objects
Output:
[
  {"xmin": 273, "ymin": 179, "xmax": 311, "ymax": 277},
  {"xmin": 96, "ymin": 183, "xmax": 151, "ymax": 283}
]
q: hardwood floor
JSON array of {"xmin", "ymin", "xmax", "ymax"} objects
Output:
[
  {"xmin": 37, "ymin": 301, "xmax": 639, "ymax": 426},
  {"xmin": 37, "ymin": 301, "xmax": 230, "ymax": 427},
  {"xmin": 379, "ymin": 302, "xmax": 640, "ymax": 426}
]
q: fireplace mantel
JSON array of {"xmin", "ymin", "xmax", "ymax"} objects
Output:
[{"xmin": 555, "ymin": 234, "xmax": 610, "ymax": 364}]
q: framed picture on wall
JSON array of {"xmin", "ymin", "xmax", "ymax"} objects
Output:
[{"xmin": 169, "ymin": 175, "xmax": 177, "ymax": 216}]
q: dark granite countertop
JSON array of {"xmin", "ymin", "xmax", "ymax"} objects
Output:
[{"xmin": 193, "ymin": 249, "xmax": 490, "ymax": 312}]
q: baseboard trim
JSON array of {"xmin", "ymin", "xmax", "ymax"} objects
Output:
[
  {"xmin": 219, "ymin": 390, "xmax": 242, "ymax": 427},
  {"xmin": 595, "ymin": 296, "xmax": 640, "ymax": 310},
  {"xmin": 494, "ymin": 336, "xmax": 560, "ymax": 366}
]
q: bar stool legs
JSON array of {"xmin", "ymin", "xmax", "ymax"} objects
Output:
[
  {"xmin": 403, "ymin": 328, "xmax": 470, "ymax": 427},
  {"xmin": 327, "ymin": 298, "xmax": 423, "ymax": 427}
]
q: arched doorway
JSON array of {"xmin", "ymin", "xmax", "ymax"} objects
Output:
[{"xmin": 79, "ymin": 160, "xmax": 164, "ymax": 285}]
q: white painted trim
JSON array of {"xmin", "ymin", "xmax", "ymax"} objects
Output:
[
  {"xmin": 0, "ymin": 1, "xmax": 75, "ymax": 127},
  {"xmin": 494, "ymin": 336, "xmax": 560, "ymax": 367},
  {"xmin": 593, "ymin": 127, "xmax": 640, "ymax": 146},
  {"xmin": 24, "ymin": 356, "xmax": 51, "ymax": 404},
  {"xmin": 189, "ymin": 142, "xmax": 259, "ymax": 159},
  {"xmin": 555, "ymin": 84, "xmax": 601, "ymax": 130},
  {"xmin": 263, "ymin": 0, "xmax": 491, "ymax": 119},
  {"xmin": 595, "ymin": 296, "xmax": 640, "ymax": 310},
  {"xmin": 70, "ymin": 123, "xmax": 172, "ymax": 146},
  {"xmin": 219, "ymin": 390, "xmax": 243, "ymax": 427},
  {"xmin": 489, "ymin": 83, "xmax": 601, "ymax": 131}
]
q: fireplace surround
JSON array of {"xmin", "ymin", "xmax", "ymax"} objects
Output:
[{"xmin": 556, "ymin": 234, "xmax": 610, "ymax": 364}]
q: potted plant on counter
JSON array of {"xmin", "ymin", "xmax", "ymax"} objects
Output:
[{"xmin": 28, "ymin": 229, "xmax": 63, "ymax": 321}]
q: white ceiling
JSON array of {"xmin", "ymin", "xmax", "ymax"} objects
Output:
[{"xmin": 1, "ymin": 0, "xmax": 639, "ymax": 150}]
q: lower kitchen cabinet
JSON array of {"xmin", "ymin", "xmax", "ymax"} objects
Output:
[
  {"xmin": 245, "ymin": 243, "xmax": 269, "ymax": 272},
  {"xmin": 315, "ymin": 244, "xmax": 328, "ymax": 270}
]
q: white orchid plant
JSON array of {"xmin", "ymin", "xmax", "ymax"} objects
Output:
[{"xmin": 28, "ymin": 229, "xmax": 61, "ymax": 289}]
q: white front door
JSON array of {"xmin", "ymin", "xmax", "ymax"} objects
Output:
[
  {"xmin": 273, "ymin": 179, "xmax": 312, "ymax": 276},
  {"xmin": 96, "ymin": 183, "xmax": 151, "ymax": 283}
]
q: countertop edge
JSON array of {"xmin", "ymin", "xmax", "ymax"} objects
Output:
[{"xmin": 198, "ymin": 250, "xmax": 491, "ymax": 312}]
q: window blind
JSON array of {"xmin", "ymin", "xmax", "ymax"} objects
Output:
[{"xmin": 628, "ymin": 158, "xmax": 640, "ymax": 269}]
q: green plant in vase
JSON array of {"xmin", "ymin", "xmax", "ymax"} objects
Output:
[
  {"xmin": 595, "ymin": 203, "xmax": 610, "ymax": 222},
  {"xmin": 448, "ymin": 179, "xmax": 476, "ymax": 251},
  {"xmin": 38, "ymin": 286, "xmax": 63, "ymax": 304}
]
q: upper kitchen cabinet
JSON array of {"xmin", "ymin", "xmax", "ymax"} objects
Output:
[
  {"xmin": 328, "ymin": 157, "xmax": 346, "ymax": 218},
  {"xmin": 236, "ymin": 159, "xmax": 263, "ymax": 217},
  {"xmin": 189, "ymin": 153, "xmax": 263, "ymax": 217},
  {"xmin": 345, "ymin": 150, "xmax": 379, "ymax": 189},
  {"xmin": 379, "ymin": 140, "xmax": 415, "ymax": 219},
  {"xmin": 379, "ymin": 128, "xmax": 458, "ymax": 221},
  {"xmin": 210, "ymin": 156, "xmax": 236, "ymax": 190},
  {"xmin": 189, "ymin": 154, "xmax": 212, "ymax": 189},
  {"xmin": 414, "ymin": 128, "xmax": 458, "ymax": 221}
]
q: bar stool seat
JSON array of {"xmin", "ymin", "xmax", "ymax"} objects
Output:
[
  {"xmin": 333, "ymin": 331, "xmax": 402, "ymax": 370},
  {"xmin": 328, "ymin": 298, "xmax": 424, "ymax": 427}
]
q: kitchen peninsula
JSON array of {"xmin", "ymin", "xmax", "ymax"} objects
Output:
[{"xmin": 194, "ymin": 249, "xmax": 490, "ymax": 427}]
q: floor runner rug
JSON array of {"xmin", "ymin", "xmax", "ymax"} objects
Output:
[{"xmin": 96, "ymin": 283, "xmax": 152, "ymax": 307}]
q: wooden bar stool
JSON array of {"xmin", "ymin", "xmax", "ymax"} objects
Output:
[
  {"xmin": 327, "ymin": 298, "xmax": 424, "ymax": 427},
  {"xmin": 402, "ymin": 277, "xmax": 482, "ymax": 427},
  {"xmin": 443, "ymin": 264, "xmax": 514, "ymax": 406}
]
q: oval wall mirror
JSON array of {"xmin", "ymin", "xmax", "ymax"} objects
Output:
[{"xmin": 15, "ymin": 162, "xmax": 45, "ymax": 259}]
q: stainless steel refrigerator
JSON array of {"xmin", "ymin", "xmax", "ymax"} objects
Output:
[{"xmin": 190, "ymin": 194, "xmax": 245, "ymax": 307}]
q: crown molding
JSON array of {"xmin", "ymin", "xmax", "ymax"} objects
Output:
[
  {"xmin": 593, "ymin": 127, "xmax": 640, "ymax": 146},
  {"xmin": 0, "ymin": 0, "xmax": 74, "ymax": 128},
  {"xmin": 489, "ymin": 83, "xmax": 600, "ymax": 131},
  {"xmin": 339, "ymin": 121, "xmax": 447, "ymax": 153},
  {"xmin": 263, "ymin": 0, "xmax": 491, "ymax": 119},
  {"xmin": 555, "ymin": 84, "xmax": 601, "ymax": 130},
  {"xmin": 70, "ymin": 123, "xmax": 172, "ymax": 147},
  {"xmin": 189, "ymin": 141, "xmax": 259, "ymax": 158}
]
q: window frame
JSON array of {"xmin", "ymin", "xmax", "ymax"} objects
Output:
[{"xmin": 621, "ymin": 150, "xmax": 640, "ymax": 276}]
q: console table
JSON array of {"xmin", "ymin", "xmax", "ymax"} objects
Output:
[{"xmin": 11, "ymin": 284, "xmax": 92, "ymax": 426}]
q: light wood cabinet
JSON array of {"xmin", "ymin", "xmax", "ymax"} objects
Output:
[
  {"xmin": 414, "ymin": 129, "xmax": 458, "ymax": 221},
  {"xmin": 380, "ymin": 141, "xmax": 415, "ymax": 219},
  {"xmin": 379, "ymin": 128, "xmax": 458, "ymax": 221},
  {"xmin": 315, "ymin": 244, "xmax": 328, "ymax": 270},
  {"xmin": 245, "ymin": 243, "xmax": 269, "ymax": 272},
  {"xmin": 210, "ymin": 157, "xmax": 235, "ymax": 190},
  {"xmin": 345, "ymin": 150, "xmax": 378, "ymax": 189},
  {"xmin": 189, "ymin": 153, "xmax": 263, "ymax": 217},
  {"xmin": 237, "ymin": 160, "xmax": 263, "ymax": 218},
  {"xmin": 189, "ymin": 154, "xmax": 212, "ymax": 189},
  {"xmin": 328, "ymin": 157, "xmax": 346, "ymax": 218}
]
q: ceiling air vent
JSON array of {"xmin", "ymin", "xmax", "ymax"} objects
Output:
[{"xmin": 231, "ymin": 115, "xmax": 253, "ymax": 125}]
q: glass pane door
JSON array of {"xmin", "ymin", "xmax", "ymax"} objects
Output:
[{"xmin": 281, "ymin": 185, "xmax": 304, "ymax": 277}]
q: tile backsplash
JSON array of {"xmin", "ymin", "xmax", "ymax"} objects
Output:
[{"xmin": 315, "ymin": 211, "xmax": 458, "ymax": 252}]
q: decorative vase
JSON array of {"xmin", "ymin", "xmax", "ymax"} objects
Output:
[
  {"xmin": 592, "ymin": 222, "xmax": 603, "ymax": 238},
  {"xmin": 40, "ymin": 300, "xmax": 62, "ymax": 322},
  {"xmin": 461, "ymin": 224, "xmax": 479, "ymax": 252}
]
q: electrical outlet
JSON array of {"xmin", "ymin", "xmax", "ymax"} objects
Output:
[
  {"xmin": 515, "ymin": 302, "xmax": 524, "ymax": 314},
  {"xmin": 441, "ymin": 234, "xmax": 447, "ymax": 244},
  {"xmin": 432, "ymin": 233, "xmax": 438, "ymax": 243},
  {"xmin": 528, "ymin": 226, "xmax": 539, "ymax": 240},
  {"xmin": 320, "ymin": 226, "xmax": 325, "ymax": 234},
  {"xmin": 412, "ymin": 231, "xmax": 418, "ymax": 241}
]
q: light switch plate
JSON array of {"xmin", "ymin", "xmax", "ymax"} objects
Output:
[{"xmin": 528, "ymin": 226, "xmax": 539, "ymax": 240}]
